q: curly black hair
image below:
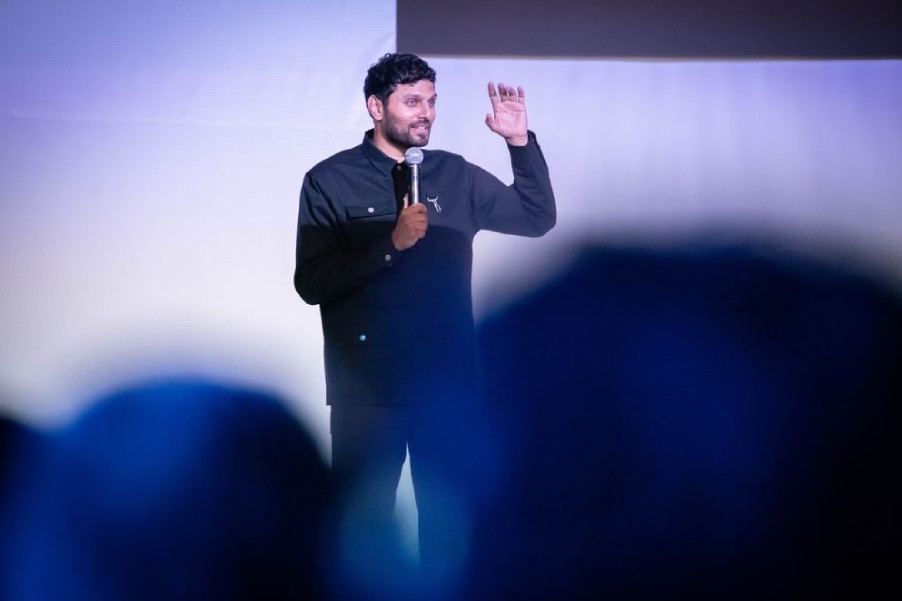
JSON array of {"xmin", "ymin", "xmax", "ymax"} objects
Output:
[{"xmin": 363, "ymin": 53, "xmax": 436, "ymax": 103}]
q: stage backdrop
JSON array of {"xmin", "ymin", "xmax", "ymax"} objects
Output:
[{"xmin": 2, "ymin": 0, "xmax": 901, "ymax": 556}]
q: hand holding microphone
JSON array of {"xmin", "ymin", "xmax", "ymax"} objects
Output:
[{"xmin": 391, "ymin": 147, "xmax": 427, "ymax": 251}]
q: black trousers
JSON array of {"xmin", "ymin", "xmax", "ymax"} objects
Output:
[{"xmin": 330, "ymin": 401, "xmax": 489, "ymax": 595}]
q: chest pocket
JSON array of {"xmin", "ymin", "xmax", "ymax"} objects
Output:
[{"xmin": 346, "ymin": 204, "xmax": 396, "ymax": 221}]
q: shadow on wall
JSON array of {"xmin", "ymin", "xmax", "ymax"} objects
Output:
[
  {"xmin": 0, "ymin": 380, "xmax": 335, "ymax": 601},
  {"xmin": 471, "ymin": 241, "xmax": 902, "ymax": 600}
]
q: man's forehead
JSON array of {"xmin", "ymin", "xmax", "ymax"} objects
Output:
[{"xmin": 393, "ymin": 80, "xmax": 436, "ymax": 97}]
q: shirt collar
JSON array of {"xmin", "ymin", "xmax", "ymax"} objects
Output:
[{"xmin": 362, "ymin": 129, "xmax": 402, "ymax": 176}]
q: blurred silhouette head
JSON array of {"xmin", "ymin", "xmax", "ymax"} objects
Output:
[
  {"xmin": 472, "ymin": 243, "xmax": 902, "ymax": 600},
  {"xmin": 3, "ymin": 379, "xmax": 333, "ymax": 601}
]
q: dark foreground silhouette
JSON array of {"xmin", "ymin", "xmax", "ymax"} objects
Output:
[
  {"xmin": 1, "ymin": 380, "xmax": 334, "ymax": 601},
  {"xmin": 469, "ymin": 243, "xmax": 901, "ymax": 600}
]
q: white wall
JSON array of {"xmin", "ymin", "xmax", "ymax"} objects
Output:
[
  {"xmin": 1, "ymin": 1, "xmax": 394, "ymax": 439},
  {"xmin": 424, "ymin": 57, "xmax": 902, "ymax": 316}
]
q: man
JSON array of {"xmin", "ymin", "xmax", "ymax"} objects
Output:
[{"xmin": 294, "ymin": 52, "xmax": 555, "ymax": 592}]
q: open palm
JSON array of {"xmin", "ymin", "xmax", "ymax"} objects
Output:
[{"xmin": 485, "ymin": 82, "xmax": 528, "ymax": 145}]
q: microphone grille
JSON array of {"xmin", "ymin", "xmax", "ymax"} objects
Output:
[{"xmin": 404, "ymin": 147, "xmax": 424, "ymax": 166}]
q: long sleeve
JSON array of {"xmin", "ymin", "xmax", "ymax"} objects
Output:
[{"xmin": 471, "ymin": 130, "xmax": 556, "ymax": 237}]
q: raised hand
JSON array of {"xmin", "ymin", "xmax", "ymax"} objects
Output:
[{"xmin": 485, "ymin": 82, "xmax": 528, "ymax": 146}]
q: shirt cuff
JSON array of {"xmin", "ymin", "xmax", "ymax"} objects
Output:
[
  {"xmin": 376, "ymin": 238, "xmax": 401, "ymax": 268},
  {"xmin": 508, "ymin": 129, "xmax": 538, "ymax": 152}
]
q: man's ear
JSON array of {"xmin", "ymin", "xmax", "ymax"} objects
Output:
[{"xmin": 366, "ymin": 95, "xmax": 383, "ymax": 122}]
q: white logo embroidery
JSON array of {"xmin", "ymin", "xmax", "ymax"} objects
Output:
[{"xmin": 426, "ymin": 196, "xmax": 442, "ymax": 213}]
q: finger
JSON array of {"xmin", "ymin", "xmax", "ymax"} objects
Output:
[{"xmin": 487, "ymin": 81, "xmax": 499, "ymax": 103}]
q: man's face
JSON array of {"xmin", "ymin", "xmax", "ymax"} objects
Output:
[{"xmin": 379, "ymin": 79, "xmax": 437, "ymax": 150}]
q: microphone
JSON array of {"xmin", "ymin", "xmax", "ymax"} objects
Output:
[{"xmin": 404, "ymin": 147, "xmax": 424, "ymax": 205}]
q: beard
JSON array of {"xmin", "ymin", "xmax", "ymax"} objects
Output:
[{"xmin": 383, "ymin": 111, "xmax": 431, "ymax": 148}]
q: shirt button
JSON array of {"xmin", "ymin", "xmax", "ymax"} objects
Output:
[
  {"xmin": 359, "ymin": 334, "xmax": 367, "ymax": 342},
  {"xmin": 368, "ymin": 207, "xmax": 375, "ymax": 213},
  {"xmin": 384, "ymin": 254, "xmax": 392, "ymax": 262}
]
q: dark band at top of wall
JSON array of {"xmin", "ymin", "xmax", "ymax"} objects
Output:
[{"xmin": 397, "ymin": 0, "xmax": 902, "ymax": 59}]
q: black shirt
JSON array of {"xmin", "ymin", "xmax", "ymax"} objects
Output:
[{"xmin": 295, "ymin": 129, "xmax": 555, "ymax": 405}]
